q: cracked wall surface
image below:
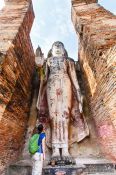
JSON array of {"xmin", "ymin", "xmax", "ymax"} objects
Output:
[
  {"xmin": 0, "ymin": 0, "xmax": 35, "ymax": 173},
  {"xmin": 72, "ymin": 0, "xmax": 116, "ymax": 160}
]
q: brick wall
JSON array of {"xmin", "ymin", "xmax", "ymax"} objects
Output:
[
  {"xmin": 72, "ymin": 0, "xmax": 116, "ymax": 160},
  {"xmin": 0, "ymin": 0, "xmax": 35, "ymax": 173}
]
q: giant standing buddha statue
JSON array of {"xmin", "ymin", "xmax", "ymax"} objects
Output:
[{"xmin": 36, "ymin": 41, "xmax": 89, "ymax": 164}]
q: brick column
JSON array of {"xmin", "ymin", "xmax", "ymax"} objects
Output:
[
  {"xmin": 72, "ymin": 0, "xmax": 116, "ymax": 160},
  {"xmin": 0, "ymin": 0, "xmax": 35, "ymax": 173}
]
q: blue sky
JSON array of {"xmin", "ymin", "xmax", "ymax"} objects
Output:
[
  {"xmin": 30, "ymin": 0, "xmax": 76, "ymax": 58},
  {"xmin": 0, "ymin": 0, "xmax": 116, "ymax": 60},
  {"xmin": 30, "ymin": 0, "xmax": 116, "ymax": 60}
]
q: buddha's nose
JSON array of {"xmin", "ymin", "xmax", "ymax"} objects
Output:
[{"xmin": 56, "ymin": 44, "xmax": 60, "ymax": 48}]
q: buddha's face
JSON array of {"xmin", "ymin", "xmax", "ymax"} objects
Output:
[{"xmin": 52, "ymin": 42, "xmax": 65, "ymax": 57}]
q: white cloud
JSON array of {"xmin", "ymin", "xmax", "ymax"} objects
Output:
[
  {"xmin": 31, "ymin": 0, "xmax": 115, "ymax": 60},
  {"xmin": 30, "ymin": 0, "xmax": 78, "ymax": 60},
  {"xmin": 0, "ymin": 0, "xmax": 5, "ymax": 10}
]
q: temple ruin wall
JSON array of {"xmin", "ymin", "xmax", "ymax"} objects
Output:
[
  {"xmin": 0, "ymin": 0, "xmax": 35, "ymax": 173},
  {"xmin": 72, "ymin": 0, "xmax": 116, "ymax": 160}
]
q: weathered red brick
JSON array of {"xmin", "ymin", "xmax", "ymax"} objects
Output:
[
  {"xmin": 0, "ymin": 0, "xmax": 35, "ymax": 173},
  {"xmin": 72, "ymin": 0, "xmax": 116, "ymax": 161}
]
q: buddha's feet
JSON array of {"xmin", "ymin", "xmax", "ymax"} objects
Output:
[
  {"xmin": 49, "ymin": 156, "xmax": 61, "ymax": 166},
  {"xmin": 49, "ymin": 156, "xmax": 75, "ymax": 166},
  {"xmin": 61, "ymin": 156, "xmax": 76, "ymax": 165},
  {"xmin": 52, "ymin": 148, "xmax": 60, "ymax": 158},
  {"xmin": 62, "ymin": 148, "xmax": 70, "ymax": 157}
]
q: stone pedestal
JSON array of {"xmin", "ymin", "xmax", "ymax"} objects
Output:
[
  {"xmin": 49, "ymin": 156, "xmax": 76, "ymax": 166},
  {"xmin": 42, "ymin": 165, "xmax": 86, "ymax": 175}
]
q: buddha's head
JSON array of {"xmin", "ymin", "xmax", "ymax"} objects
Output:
[
  {"xmin": 52, "ymin": 41, "xmax": 65, "ymax": 57},
  {"xmin": 47, "ymin": 41, "xmax": 68, "ymax": 58}
]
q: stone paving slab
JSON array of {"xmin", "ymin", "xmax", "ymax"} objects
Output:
[
  {"xmin": 75, "ymin": 157, "xmax": 115, "ymax": 164},
  {"xmin": 75, "ymin": 157, "xmax": 116, "ymax": 175}
]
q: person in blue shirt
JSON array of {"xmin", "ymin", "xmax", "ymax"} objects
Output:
[{"xmin": 32, "ymin": 124, "xmax": 46, "ymax": 175}]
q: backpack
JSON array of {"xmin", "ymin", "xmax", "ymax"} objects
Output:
[{"xmin": 28, "ymin": 134, "xmax": 40, "ymax": 154}]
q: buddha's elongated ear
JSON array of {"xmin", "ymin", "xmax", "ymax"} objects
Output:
[
  {"xmin": 64, "ymin": 49, "xmax": 68, "ymax": 57},
  {"xmin": 47, "ymin": 49, "xmax": 52, "ymax": 58}
]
